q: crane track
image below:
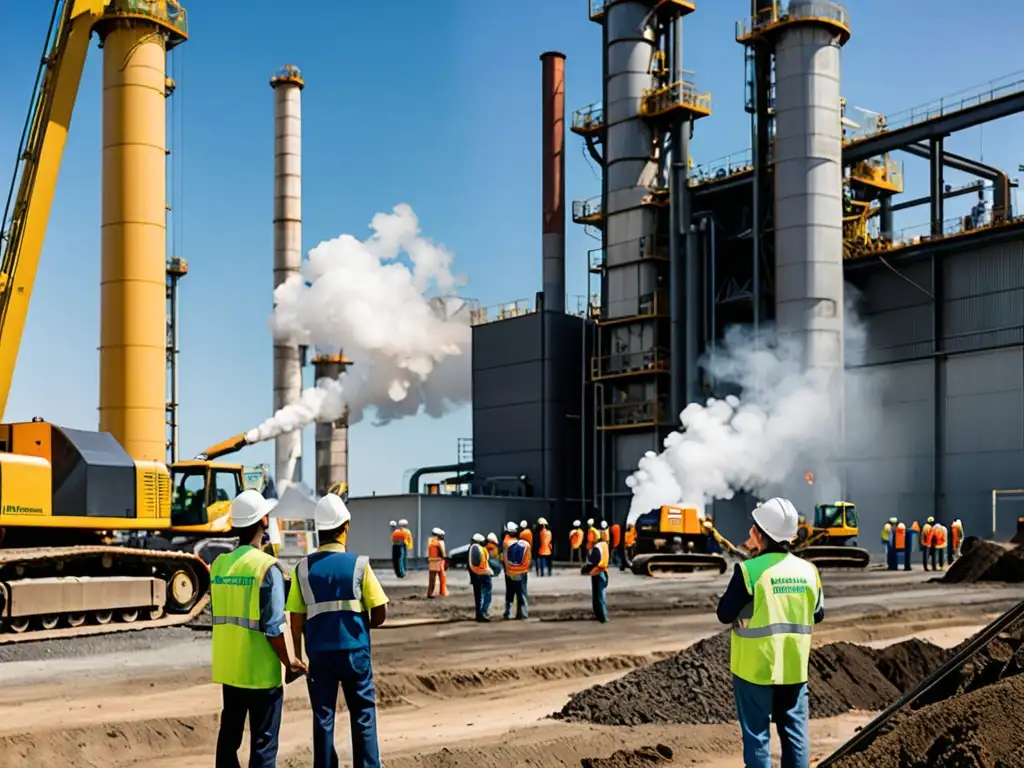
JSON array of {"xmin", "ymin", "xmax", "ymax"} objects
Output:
[{"xmin": 0, "ymin": 545, "xmax": 211, "ymax": 644}]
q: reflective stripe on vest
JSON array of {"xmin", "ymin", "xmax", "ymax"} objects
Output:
[
  {"xmin": 469, "ymin": 543, "xmax": 490, "ymax": 575},
  {"xmin": 210, "ymin": 546, "xmax": 282, "ymax": 689},
  {"xmin": 730, "ymin": 552, "xmax": 819, "ymax": 686},
  {"xmin": 590, "ymin": 541, "xmax": 609, "ymax": 573},
  {"xmin": 297, "ymin": 553, "xmax": 368, "ymax": 619}
]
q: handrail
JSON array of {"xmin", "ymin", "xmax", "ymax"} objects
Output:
[
  {"xmin": 572, "ymin": 196, "xmax": 602, "ymax": 222},
  {"xmin": 572, "ymin": 102, "xmax": 604, "ymax": 131},
  {"xmin": 640, "ymin": 80, "xmax": 712, "ymax": 118},
  {"xmin": 736, "ymin": 1, "xmax": 850, "ymax": 41}
]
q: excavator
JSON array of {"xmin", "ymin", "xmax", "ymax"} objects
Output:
[
  {"xmin": 629, "ymin": 505, "xmax": 731, "ymax": 576},
  {"xmin": 792, "ymin": 501, "xmax": 871, "ymax": 568},
  {"xmin": 0, "ymin": 0, "xmax": 237, "ymax": 642}
]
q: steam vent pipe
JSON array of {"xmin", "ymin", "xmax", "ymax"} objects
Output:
[
  {"xmin": 95, "ymin": 4, "xmax": 188, "ymax": 463},
  {"xmin": 312, "ymin": 354, "xmax": 351, "ymax": 497},
  {"xmin": 771, "ymin": 1, "xmax": 850, "ymax": 372},
  {"xmin": 270, "ymin": 65, "xmax": 305, "ymax": 486},
  {"xmin": 540, "ymin": 51, "xmax": 566, "ymax": 313}
]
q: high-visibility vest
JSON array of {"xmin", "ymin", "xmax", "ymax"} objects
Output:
[
  {"xmin": 486, "ymin": 542, "xmax": 500, "ymax": 557},
  {"xmin": 428, "ymin": 536, "xmax": 445, "ymax": 572},
  {"xmin": 569, "ymin": 528, "xmax": 583, "ymax": 549},
  {"xmin": 469, "ymin": 543, "xmax": 490, "ymax": 576},
  {"xmin": 921, "ymin": 523, "xmax": 933, "ymax": 548},
  {"xmin": 610, "ymin": 524, "xmax": 621, "ymax": 548},
  {"xmin": 210, "ymin": 546, "xmax": 282, "ymax": 689},
  {"xmin": 402, "ymin": 528, "xmax": 414, "ymax": 549},
  {"xmin": 625, "ymin": 527, "xmax": 636, "ymax": 548},
  {"xmin": 730, "ymin": 552, "xmax": 820, "ymax": 686},
  {"xmin": 505, "ymin": 539, "xmax": 531, "ymax": 577},
  {"xmin": 294, "ymin": 550, "xmax": 370, "ymax": 655},
  {"xmin": 600, "ymin": 528, "xmax": 610, "ymax": 543},
  {"xmin": 538, "ymin": 528, "xmax": 553, "ymax": 556},
  {"xmin": 894, "ymin": 523, "xmax": 907, "ymax": 550},
  {"xmin": 881, "ymin": 523, "xmax": 893, "ymax": 543},
  {"xmin": 951, "ymin": 522, "xmax": 962, "ymax": 548},
  {"xmin": 519, "ymin": 528, "xmax": 533, "ymax": 546},
  {"xmin": 390, "ymin": 529, "xmax": 405, "ymax": 545},
  {"xmin": 503, "ymin": 534, "xmax": 516, "ymax": 550},
  {"xmin": 589, "ymin": 540, "xmax": 609, "ymax": 574},
  {"xmin": 933, "ymin": 525, "xmax": 947, "ymax": 547},
  {"xmin": 586, "ymin": 528, "xmax": 598, "ymax": 547}
]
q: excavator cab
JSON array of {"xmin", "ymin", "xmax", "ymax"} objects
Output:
[
  {"xmin": 169, "ymin": 460, "xmax": 244, "ymax": 531},
  {"xmin": 630, "ymin": 505, "xmax": 728, "ymax": 576},
  {"xmin": 793, "ymin": 500, "xmax": 870, "ymax": 568}
]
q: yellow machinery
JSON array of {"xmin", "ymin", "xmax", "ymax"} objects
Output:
[
  {"xmin": 793, "ymin": 501, "xmax": 871, "ymax": 568},
  {"xmin": 630, "ymin": 505, "xmax": 729, "ymax": 576},
  {"xmin": 0, "ymin": 0, "xmax": 212, "ymax": 641}
]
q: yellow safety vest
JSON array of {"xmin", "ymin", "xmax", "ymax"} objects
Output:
[
  {"xmin": 730, "ymin": 552, "xmax": 820, "ymax": 686},
  {"xmin": 210, "ymin": 546, "xmax": 283, "ymax": 689}
]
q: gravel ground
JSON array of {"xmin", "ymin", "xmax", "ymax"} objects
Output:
[{"xmin": 0, "ymin": 626, "xmax": 202, "ymax": 664}]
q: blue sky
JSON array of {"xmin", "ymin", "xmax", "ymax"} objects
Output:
[{"xmin": 1, "ymin": 0, "xmax": 1021, "ymax": 494}]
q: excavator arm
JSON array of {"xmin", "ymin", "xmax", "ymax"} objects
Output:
[{"xmin": 0, "ymin": 0, "xmax": 109, "ymax": 417}]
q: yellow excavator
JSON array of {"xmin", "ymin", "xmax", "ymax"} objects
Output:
[
  {"xmin": 629, "ymin": 505, "xmax": 731, "ymax": 576},
  {"xmin": 792, "ymin": 501, "xmax": 871, "ymax": 568}
]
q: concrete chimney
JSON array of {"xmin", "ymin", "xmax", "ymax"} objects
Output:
[
  {"xmin": 312, "ymin": 354, "xmax": 351, "ymax": 497},
  {"xmin": 270, "ymin": 64, "xmax": 305, "ymax": 487},
  {"xmin": 540, "ymin": 51, "xmax": 566, "ymax": 313}
]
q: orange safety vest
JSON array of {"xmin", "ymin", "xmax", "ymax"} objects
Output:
[
  {"xmin": 952, "ymin": 523, "xmax": 962, "ymax": 548},
  {"xmin": 569, "ymin": 529, "xmax": 583, "ymax": 549},
  {"xmin": 894, "ymin": 524, "xmax": 906, "ymax": 549},
  {"xmin": 932, "ymin": 526, "xmax": 947, "ymax": 547},
  {"xmin": 921, "ymin": 523, "xmax": 933, "ymax": 547},
  {"xmin": 428, "ymin": 536, "xmax": 446, "ymax": 572},
  {"xmin": 589, "ymin": 541, "xmax": 609, "ymax": 575},
  {"xmin": 586, "ymin": 528, "xmax": 598, "ymax": 547},
  {"xmin": 469, "ymin": 543, "xmax": 490, "ymax": 576},
  {"xmin": 910, "ymin": 521, "xmax": 920, "ymax": 534},
  {"xmin": 625, "ymin": 527, "xmax": 636, "ymax": 548},
  {"xmin": 390, "ymin": 529, "xmax": 406, "ymax": 544},
  {"xmin": 538, "ymin": 528, "xmax": 553, "ymax": 556},
  {"xmin": 505, "ymin": 539, "xmax": 531, "ymax": 576},
  {"xmin": 503, "ymin": 534, "xmax": 516, "ymax": 550},
  {"xmin": 610, "ymin": 524, "xmax": 621, "ymax": 548},
  {"xmin": 519, "ymin": 528, "xmax": 534, "ymax": 547}
]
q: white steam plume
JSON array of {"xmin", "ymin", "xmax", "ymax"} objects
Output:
[
  {"xmin": 624, "ymin": 292, "xmax": 872, "ymax": 526},
  {"xmin": 245, "ymin": 204, "xmax": 471, "ymax": 445}
]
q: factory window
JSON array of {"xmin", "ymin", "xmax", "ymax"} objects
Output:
[{"xmin": 213, "ymin": 470, "xmax": 241, "ymax": 503}]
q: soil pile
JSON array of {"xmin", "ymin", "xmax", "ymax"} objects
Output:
[
  {"xmin": 555, "ymin": 631, "xmax": 948, "ymax": 726},
  {"xmin": 580, "ymin": 744, "xmax": 674, "ymax": 768},
  {"xmin": 941, "ymin": 540, "xmax": 1024, "ymax": 584}
]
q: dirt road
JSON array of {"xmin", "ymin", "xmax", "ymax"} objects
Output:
[{"xmin": 0, "ymin": 568, "xmax": 1018, "ymax": 766}]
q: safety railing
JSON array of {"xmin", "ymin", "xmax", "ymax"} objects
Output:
[
  {"xmin": 640, "ymin": 81, "xmax": 712, "ymax": 119},
  {"xmin": 597, "ymin": 291, "xmax": 668, "ymax": 325},
  {"xmin": 599, "ymin": 398, "xmax": 665, "ymax": 430},
  {"xmin": 690, "ymin": 149, "xmax": 755, "ymax": 186},
  {"xmin": 588, "ymin": 235, "xmax": 669, "ymax": 273},
  {"xmin": 736, "ymin": 1, "xmax": 850, "ymax": 43},
  {"xmin": 589, "ymin": 0, "xmax": 607, "ymax": 20},
  {"xmin": 572, "ymin": 195, "xmax": 603, "ymax": 224},
  {"xmin": 572, "ymin": 102, "xmax": 604, "ymax": 133},
  {"xmin": 271, "ymin": 64, "xmax": 304, "ymax": 87},
  {"xmin": 843, "ymin": 213, "xmax": 1024, "ymax": 261},
  {"xmin": 469, "ymin": 299, "xmax": 535, "ymax": 326},
  {"xmin": 591, "ymin": 348, "xmax": 670, "ymax": 381},
  {"xmin": 845, "ymin": 70, "xmax": 1024, "ymax": 143},
  {"xmin": 848, "ymin": 156, "xmax": 904, "ymax": 193},
  {"xmin": 115, "ymin": 0, "xmax": 188, "ymax": 39}
]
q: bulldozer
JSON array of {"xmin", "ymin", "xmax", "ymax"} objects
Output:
[
  {"xmin": 792, "ymin": 501, "xmax": 871, "ymax": 568},
  {"xmin": 630, "ymin": 505, "xmax": 730, "ymax": 576}
]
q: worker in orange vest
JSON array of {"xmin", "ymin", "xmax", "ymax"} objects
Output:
[
  {"xmin": 930, "ymin": 523, "xmax": 947, "ymax": 571},
  {"xmin": 584, "ymin": 518, "xmax": 598, "ymax": 558},
  {"xmin": 583, "ymin": 527, "xmax": 610, "ymax": 623},
  {"xmin": 502, "ymin": 521, "xmax": 519, "ymax": 550},
  {"xmin": 389, "ymin": 519, "xmax": 412, "ymax": 578},
  {"xmin": 486, "ymin": 532, "xmax": 503, "ymax": 577},
  {"xmin": 920, "ymin": 516, "xmax": 935, "ymax": 571},
  {"xmin": 535, "ymin": 517, "xmax": 553, "ymax": 577},
  {"xmin": 889, "ymin": 520, "xmax": 907, "ymax": 571},
  {"xmin": 610, "ymin": 521, "xmax": 622, "ymax": 569},
  {"xmin": 950, "ymin": 519, "xmax": 964, "ymax": 562},
  {"xmin": 503, "ymin": 524, "xmax": 531, "ymax": 619},
  {"xmin": 468, "ymin": 533, "xmax": 492, "ymax": 622},
  {"xmin": 426, "ymin": 527, "xmax": 448, "ymax": 598},
  {"xmin": 569, "ymin": 521, "xmax": 584, "ymax": 563},
  {"xmin": 518, "ymin": 520, "xmax": 533, "ymax": 548},
  {"xmin": 624, "ymin": 524, "xmax": 637, "ymax": 562}
]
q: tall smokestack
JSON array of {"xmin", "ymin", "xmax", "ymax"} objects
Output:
[
  {"xmin": 270, "ymin": 64, "xmax": 305, "ymax": 488},
  {"xmin": 541, "ymin": 51, "xmax": 566, "ymax": 313},
  {"xmin": 312, "ymin": 354, "xmax": 351, "ymax": 496}
]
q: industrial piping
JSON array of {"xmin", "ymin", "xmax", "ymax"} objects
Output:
[
  {"xmin": 311, "ymin": 353, "xmax": 351, "ymax": 497},
  {"xmin": 270, "ymin": 65, "xmax": 305, "ymax": 487},
  {"xmin": 540, "ymin": 51, "xmax": 566, "ymax": 313}
]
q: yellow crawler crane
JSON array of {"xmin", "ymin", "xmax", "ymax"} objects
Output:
[
  {"xmin": 0, "ymin": 0, "xmax": 211, "ymax": 642},
  {"xmin": 630, "ymin": 505, "xmax": 730, "ymax": 576}
]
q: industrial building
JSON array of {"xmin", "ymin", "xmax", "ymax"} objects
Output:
[{"xmin": 463, "ymin": 0, "xmax": 1024, "ymax": 548}]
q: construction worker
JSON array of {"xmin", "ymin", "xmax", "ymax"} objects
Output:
[
  {"xmin": 716, "ymin": 498, "xmax": 823, "ymax": 768},
  {"xmin": 921, "ymin": 516, "xmax": 935, "ymax": 571},
  {"xmin": 584, "ymin": 518, "xmax": 598, "ymax": 558},
  {"xmin": 485, "ymin": 532, "xmax": 501, "ymax": 559},
  {"xmin": 503, "ymin": 523, "xmax": 531, "ymax": 619},
  {"xmin": 882, "ymin": 517, "xmax": 896, "ymax": 568},
  {"xmin": 951, "ymin": 519, "xmax": 964, "ymax": 561},
  {"xmin": 609, "ymin": 520, "xmax": 622, "ymax": 568},
  {"xmin": 624, "ymin": 523, "xmax": 637, "ymax": 561},
  {"xmin": 599, "ymin": 520, "xmax": 611, "ymax": 543},
  {"xmin": 931, "ymin": 522, "xmax": 947, "ymax": 570},
  {"xmin": 398, "ymin": 518, "xmax": 413, "ymax": 574},
  {"xmin": 519, "ymin": 519, "xmax": 534, "ymax": 547},
  {"xmin": 426, "ymin": 528, "xmax": 448, "ymax": 598},
  {"xmin": 503, "ymin": 521, "xmax": 518, "ymax": 550},
  {"xmin": 286, "ymin": 493, "xmax": 388, "ymax": 768},
  {"xmin": 910, "ymin": 519, "xmax": 921, "ymax": 560},
  {"xmin": 468, "ymin": 533, "xmax": 492, "ymax": 622},
  {"xmin": 890, "ymin": 520, "xmax": 907, "ymax": 571},
  {"xmin": 583, "ymin": 523, "xmax": 610, "ymax": 622},
  {"xmin": 389, "ymin": 520, "xmax": 405, "ymax": 578},
  {"xmin": 569, "ymin": 520, "xmax": 584, "ymax": 563},
  {"xmin": 535, "ymin": 518, "xmax": 553, "ymax": 577},
  {"xmin": 211, "ymin": 490, "xmax": 304, "ymax": 768}
]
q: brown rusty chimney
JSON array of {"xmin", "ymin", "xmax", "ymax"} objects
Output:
[{"xmin": 540, "ymin": 51, "xmax": 566, "ymax": 313}]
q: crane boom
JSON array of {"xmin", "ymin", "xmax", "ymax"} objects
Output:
[{"xmin": 0, "ymin": 0, "xmax": 108, "ymax": 418}]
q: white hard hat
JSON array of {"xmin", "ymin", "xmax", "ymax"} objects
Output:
[
  {"xmin": 437, "ymin": 528, "xmax": 445, "ymax": 536},
  {"xmin": 586, "ymin": 518, "xmax": 594, "ymax": 525},
  {"xmin": 519, "ymin": 519, "xmax": 528, "ymax": 528},
  {"xmin": 573, "ymin": 520, "xmax": 581, "ymax": 526},
  {"xmin": 389, "ymin": 520, "xmax": 397, "ymax": 527},
  {"xmin": 600, "ymin": 520, "xmax": 609, "ymax": 529},
  {"xmin": 472, "ymin": 533, "xmax": 485, "ymax": 543},
  {"xmin": 506, "ymin": 521, "xmax": 518, "ymax": 533},
  {"xmin": 751, "ymin": 497, "xmax": 799, "ymax": 543},
  {"xmin": 398, "ymin": 518, "xmax": 408, "ymax": 526},
  {"xmin": 229, "ymin": 490, "xmax": 277, "ymax": 528},
  {"xmin": 431, "ymin": 527, "xmax": 442, "ymax": 536},
  {"xmin": 537, "ymin": 517, "xmax": 548, "ymax": 526},
  {"xmin": 314, "ymin": 494, "xmax": 351, "ymax": 532},
  {"xmin": 486, "ymin": 532, "xmax": 499, "ymax": 544}
]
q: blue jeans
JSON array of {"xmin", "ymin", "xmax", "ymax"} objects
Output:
[
  {"xmin": 732, "ymin": 676, "xmax": 809, "ymax": 768},
  {"xmin": 307, "ymin": 648, "xmax": 381, "ymax": 768},
  {"xmin": 216, "ymin": 684, "xmax": 283, "ymax": 768},
  {"xmin": 504, "ymin": 577, "xmax": 527, "ymax": 618},
  {"xmin": 471, "ymin": 573, "xmax": 492, "ymax": 618},
  {"xmin": 391, "ymin": 545, "xmax": 406, "ymax": 578},
  {"xmin": 591, "ymin": 570, "xmax": 608, "ymax": 622}
]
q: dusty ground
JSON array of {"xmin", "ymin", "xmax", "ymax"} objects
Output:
[{"xmin": 0, "ymin": 566, "xmax": 1020, "ymax": 767}]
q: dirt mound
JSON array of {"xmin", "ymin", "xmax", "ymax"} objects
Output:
[
  {"xmin": 581, "ymin": 744, "xmax": 674, "ymax": 768},
  {"xmin": 941, "ymin": 540, "xmax": 1024, "ymax": 583},
  {"xmin": 555, "ymin": 631, "xmax": 946, "ymax": 726}
]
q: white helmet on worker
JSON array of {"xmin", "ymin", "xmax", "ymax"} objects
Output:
[
  {"xmin": 586, "ymin": 518, "xmax": 594, "ymax": 526},
  {"xmin": 751, "ymin": 497, "xmax": 799, "ymax": 543},
  {"xmin": 519, "ymin": 519, "xmax": 528, "ymax": 529},
  {"xmin": 431, "ymin": 527, "xmax": 442, "ymax": 536},
  {"xmin": 398, "ymin": 518, "xmax": 409, "ymax": 526},
  {"xmin": 573, "ymin": 519, "xmax": 581, "ymax": 527},
  {"xmin": 486, "ymin": 532, "xmax": 499, "ymax": 544},
  {"xmin": 506, "ymin": 521, "xmax": 518, "ymax": 533},
  {"xmin": 537, "ymin": 517, "xmax": 548, "ymax": 526},
  {"xmin": 314, "ymin": 493, "xmax": 351, "ymax": 533},
  {"xmin": 229, "ymin": 490, "xmax": 278, "ymax": 528},
  {"xmin": 389, "ymin": 520, "xmax": 397, "ymax": 527},
  {"xmin": 437, "ymin": 528, "xmax": 446, "ymax": 537},
  {"xmin": 600, "ymin": 520, "xmax": 609, "ymax": 529},
  {"xmin": 927, "ymin": 516, "xmax": 935, "ymax": 524},
  {"xmin": 472, "ymin": 533, "xmax": 485, "ymax": 543}
]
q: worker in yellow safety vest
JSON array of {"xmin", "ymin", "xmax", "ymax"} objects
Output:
[
  {"xmin": 716, "ymin": 498, "xmax": 823, "ymax": 768},
  {"xmin": 569, "ymin": 520, "xmax": 584, "ymax": 563},
  {"xmin": 210, "ymin": 490, "xmax": 306, "ymax": 768},
  {"xmin": 881, "ymin": 517, "xmax": 895, "ymax": 567},
  {"xmin": 427, "ymin": 528, "xmax": 448, "ymax": 598}
]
